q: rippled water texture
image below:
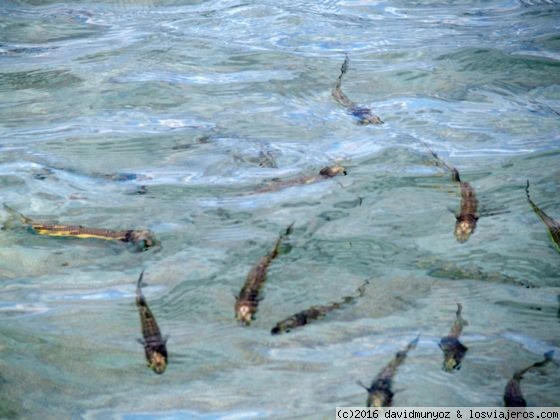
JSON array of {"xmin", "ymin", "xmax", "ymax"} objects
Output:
[{"xmin": 1, "ymin": 0, "xmax": 560, "ymax": 417}]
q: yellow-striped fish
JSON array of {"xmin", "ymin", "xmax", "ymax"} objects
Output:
[
  {"xmin": 235, "ymin": 224, "xmax": 293, "ymax": 326},
  {"xmin": 3, "ymin": 204, "xmax": 156, "ymax": 251}
]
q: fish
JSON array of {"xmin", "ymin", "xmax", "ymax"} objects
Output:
[
  {"xmin": 270, "ymin": 279, "xmax": 368, "ymax": 335},
  {"xmin": 428, "ymin": 150, "xmax": 478, "ymax": 243},
  {"xmin": 258, "ymin": 150, "xmax": 277, "ymax": 168},
  {"xmin": 255, "ymin": 165, "xmax": 347, "ymax": 193},
  {"xmin": 439, "ymin": 303, "xmax": 469, "ymax": 372},
  {"xmin": 332, "ymin": 55, "xmax": 383, "ymax": 125},
  {"xmin": 525, "ymin": 180, "xmax": 560, "ymax": 253},
  {"xmin": 234, "ymin": 224, "xmax": 294, "ymax": 326},
  {"xmin": 504, "ymin": 350, "xmax": 555, "ymax": 407},
  {"xmin": 3, "ymin": 204, "xmax": 156, "ymax": 251},
  {"xmin": 136, "ymin": 270, "xmax": 168, "ymax": 374},
  {"xmin": 358, "ymin": 336, "xmax": 419, "ymax": 407}
]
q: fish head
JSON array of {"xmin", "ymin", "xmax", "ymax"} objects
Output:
[
  {"xmin": 147, "ymin": 347, "xmax": 168, "ymax": 374},
  {"xmin": 319, "ymin": 165, "xmax": 347, "ymax": 177},
  {"xmin": 131, "ymin": 230, "xmax": 157, "ymax": 250},
  {"xmin": 235, "ymin": 303, "xmax": 254, "ymax": 326},
  {"xmin": 454, "ymin": 216, "xmax": 476, "ymax": 243},
  {"xmin": 270, "ymin": 321, "xmax": 293, "ymax": 335},
  {"xmin": 442, "ymin": 356, "xmax": 461, "ymax": 372},
  {"xmin": 440, "ymin": 338, "xmax": 468, "ymax": 372},
  {"xmin": 270, "ymin": 325, "xmax": 282, "ymax": 335},
  {"xmin": 358, "ymin": 114, "xmax": 383, "ymax": 125},
  {"xmin": 367, "ymin": 390, "xmax": 392, "ymax": 408},
  {"xmin": 352, "ymin": 107, "xmax": 383, "ymax": 125}
]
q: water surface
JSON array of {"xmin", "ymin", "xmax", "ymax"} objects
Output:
[{"xmin": 1, "ymin": 0, "xmax": 560, "ymax": 418}]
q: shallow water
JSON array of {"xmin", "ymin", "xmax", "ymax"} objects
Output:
[{"xmin": 1, "ymin": 0, "xmax": 560, "ymax": 417}]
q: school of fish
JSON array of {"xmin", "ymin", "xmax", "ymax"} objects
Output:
[{"xmin": 2, "ymin": 55, "xmax": 558, "ymax": 408}]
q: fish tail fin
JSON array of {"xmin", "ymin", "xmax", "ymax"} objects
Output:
[
  {"xmin": 3, "ymin": 204, "xmax": 32, "ymax": 225},
  {"xmin": 451, "ymin": 168, "xmax": 461, "ymax": 183},
  {"xmin": 541, "ymin": 350, "xmax": 558, "ymax": 368},
  {"xmin": 137, "ymin": 269, "xmax": 145, "ymax": 288},
  {"xmin": 518, "ymin": 351, "xmax": 556, "ymax": 377},
  {"xmin": 356, "ymin": 380, "xmax": 370, "ymax": 391},
  {"xmin": 423, "ymin": 144, "xmax": 460, "ymax": 181},
  {"xmin": 525, "ymin": 180, "xmax": 540, "ymax": 212},
  {"xmin": 356, "ymin": 278, "xmax": 370, "ymax": 297},
  {"xmin": 284, "ymin": 222, "xmax": 295, "ymax": 237},
  {"xmin": 333, "ymin": 55, "xmax": 349, "ymax": 93},
  {"xmin": 341, "ymin": 54, "xmax": 350, "ymax": 76},
  {"xmin": 456, "ymin": 303, "xmax": 469, "ymax": 326},
  {"xmin": 136, "ymin": 270, "xmax": 146, "ymax": 301},
  {"xmin": 406, "ymin": 335, "xmax": 420, "ymax": 352},
  {"xmin": 525, "ymin": 180, "xmax": 557, "ymax": 228},
  {"xmin": 272, "ymin": 222, "xmax": 294, "ymax": 256}
]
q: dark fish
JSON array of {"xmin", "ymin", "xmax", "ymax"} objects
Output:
[
  {"xmin": 136, "ymin": 270, "xmax": 168, "ymax": 374},
  {"xmin": 504, "ymin": 351, "xmax": 555, "ymax": 407},
  {"xmin": 255, "ymin": 165, "xmax": 347, "ymax": 193},
  {"xmin": 3, "ymin": 204, "xmax": 156, "ymax": 251},
  {"xmin": 525, "ymin": 180, "xmax": 560, "ymax": 253},
  {"xmin": 428, "ymin": 150, "xmax": 478, "ymax": 243},
  {"xmin": 332, "ymin": 55, "xmax": 383, "ymax": 125},
  {"xmin": 358, "ymin": 336, "xmax": 419, "ymax": 407},
  {"xmin": 439, "ymin": 303, "xmax": 469, "ymax": 372},
  {"xmin": 235, "ymin": 224, "xmax": 294, "ymax": 326},
  {"xmin": 258, "ymin": 150, "xmax": 277, "ymax": 168},
  {"xmin": 270, "ymin": 280, "xmax": 368, "ymax": 335}
]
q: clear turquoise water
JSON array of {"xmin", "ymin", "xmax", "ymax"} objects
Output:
[{"xmin": 1, "ymin": 0, "xmax": 559, "ymax": 418}]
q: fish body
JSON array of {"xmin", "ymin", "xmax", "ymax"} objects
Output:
[
  {"xmin": 235, "ymin": 224, "xmax": 293, "ymax": 325},
  {"xmin": 428, "ymin": 151, "xmax": 478, "ymax": 243},
  {"xmin": 256, "ymin": 165, "xmax": 346, "ymax": 193},
  {"xmin": 3, "ymin": 204, "xmax": 156, "ymax": 250},
  {"xmin": 136, "ymin": 271, "xmax": 168, "ymax": 374},
  {"xmin": 360, "ymin": 336, "xmax": 419, "ymax": 407},
  {"xmin": 525, "ymin": 181, "xmax": 560, "ymax": 253},
  {"xmin": 439, "ymin": 303, "xmax": 469, "ymax": 372},
  {"xmin": 271, "ymin": 280, "xmax": 368, "ymax": 334},
  {"xmin": 332, "ymin": 55, "xmax": 383, "ymax": 125},
  {"xmin": 504, "ymin": 351, "xmax": 555, "ymax": 407}
]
